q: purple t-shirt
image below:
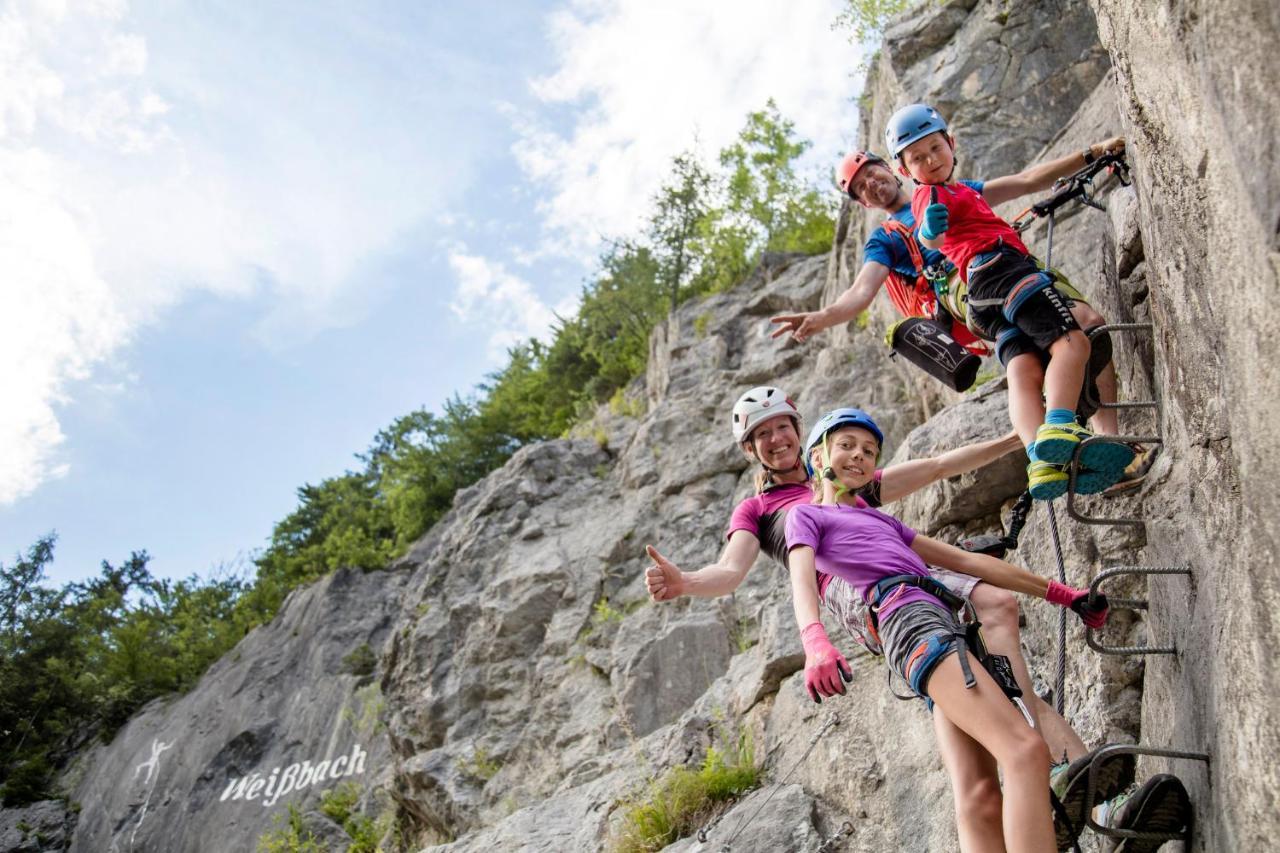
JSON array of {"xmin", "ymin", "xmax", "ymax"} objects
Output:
[
  {"xmin": 784, "ymin": 503, "xmax": 936, "ymax": 621},
  {"xmin": 725, "ymin": 473, "xmax": 883, "ymax": 601}
]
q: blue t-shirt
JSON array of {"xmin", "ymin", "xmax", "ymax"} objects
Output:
[{"xmin": 862, "ymin": 179, "xmax": 985, "ymax": 279}]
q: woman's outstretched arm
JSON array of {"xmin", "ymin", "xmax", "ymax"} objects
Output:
[
  {"xmin": 644, "ymin": 530, "xmax": 761, "ymax": 601},
  {"xmin": 911, "ymin": 534, "xmax": 1047, "ymax": 596}
]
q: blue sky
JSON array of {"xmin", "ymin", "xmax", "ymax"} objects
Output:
[{"xmin": 1, "ymin": 0, "xmax": 861, "ymax": 586}]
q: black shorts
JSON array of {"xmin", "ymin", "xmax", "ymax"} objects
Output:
[{"xmin": 966, "ymin": 248, "xmax": 1079, "ymax": 366}]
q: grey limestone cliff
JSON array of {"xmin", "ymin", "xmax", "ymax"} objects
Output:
[{"xmin": 63, "ymin": 566, "xmax": 409, "ymax": 853}]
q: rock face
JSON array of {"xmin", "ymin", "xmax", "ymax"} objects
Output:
[
  {"xmin": 36, "ymin": 2, "xmax": 1279, "ymax": 852},
  {"xmin": 1083, "ymin": 3, "xmax": 1280, "ymax": 851},
  {"xmin": 63, "ymin": 566, "xmax": 409, "ymax": 853}
]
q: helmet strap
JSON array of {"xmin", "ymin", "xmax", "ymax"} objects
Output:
[{"xmin": 820, "ymin": 433, "xmax": 850, "ymax": 503}]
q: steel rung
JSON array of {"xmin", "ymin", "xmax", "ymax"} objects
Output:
[
  {"xmin": 1066, "ymin": 434, "xmax": 1163, "ymax": 527},
  {"xmin": 1085, "ymin": 566, "xmax": 1192, "ymax": 655},
  {"xmin": 1084, "ymin": 744, "xmax": 1208, "ymax": 843},
  {"xmin": 1086, "ymin": 321, "xmax": 1160, "ymax": 418},
  {"xmin": 1099, "ymin": 400, "xmax": 1158, "ymax": 411}
]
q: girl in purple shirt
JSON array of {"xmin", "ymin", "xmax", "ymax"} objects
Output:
[{"xmin": 786, "ymin": 408, "xmax": 1109, "ymax": 853}]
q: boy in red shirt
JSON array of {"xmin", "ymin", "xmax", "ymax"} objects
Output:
[{"xmin": 886, "ymin": 103, "xmax": 1133, "ymax": 499}]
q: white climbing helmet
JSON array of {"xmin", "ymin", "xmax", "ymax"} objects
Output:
[{"xmin": 731, "ymin": 386, "xmax": 801, "ymax": 444}]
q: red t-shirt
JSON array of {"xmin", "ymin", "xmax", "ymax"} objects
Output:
[{"xmin": 911, "ymin": 182, "xmax": 1029, "ymax": 283}]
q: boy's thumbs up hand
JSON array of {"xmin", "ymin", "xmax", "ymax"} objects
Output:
[{"xmin": 920, "ymin": 187, "xmax": 949, "ymax": 241}]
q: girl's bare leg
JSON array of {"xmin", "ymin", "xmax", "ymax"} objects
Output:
[
  {"xmin": 934, "ymin": 708, "xmax": 1008, "ymax": 853},
  {"xmin": 927, "ymin": 653, "xmax": 1055, "ymax": 853},
  {"xmin": 967, "ymin": 583, "xmax": 1087, "ymax": 762}
]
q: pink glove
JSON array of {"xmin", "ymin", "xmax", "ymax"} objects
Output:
[
  {"xmin": 800, "ymin": 622, "xmax": 852, "ymax": 703},
  {"xmin": 1046, "ymin": 580, "xmax": 1110, "ymax": 629}
]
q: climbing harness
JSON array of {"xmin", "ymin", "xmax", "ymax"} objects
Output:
[
  {"xmin": 696, "ymin": 714, "xmax": 844, "ymax": 852},
  {"xmin": 865, "ymin": 574, "xmax": 1034, "ymax": 727},
  {"xmin": 878, "ymin": 214, "xmax": 992, "ymax": 391}
]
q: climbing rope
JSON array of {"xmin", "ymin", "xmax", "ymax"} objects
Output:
[
  {"xmin": 1046, "ymin": 502, "xmax": 1070, "ymax": 717},
  {"xmin": 699, "ymin": 713, "xmax": 843, "ymax": 852},
  {"xmin": 1022, "ymin": 156, "xmax": 1131, "ymax": 719}
]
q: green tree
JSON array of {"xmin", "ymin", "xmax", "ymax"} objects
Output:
[
  {"xmin": 717, "ymin": 99, "xmax": 835, "ymax": 253},
  {"xmin": 648, "ymin": 152, "xmax": 712, "ymax": 311},
  {"xmin": 1, "ymin": 540, "xmax": 245, "ymax": 804},
  {"xmin": 835, "ymin": 0, "xmax": 916, "ymax": 44},
  {"xmin": 576, "ymin": 240, "xmax": 664, "ymax": 395}
]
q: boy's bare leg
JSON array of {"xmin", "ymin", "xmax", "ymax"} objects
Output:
[
  {"xmin": 1069, "ymin": 302, "xmax": 1120, "ymax": 435},
  {"xmin": 1005, "ymin": 353, "xmax": 1047, "ymax": 447},
  {"xmin": 1044, "ymin": 330, "xmax": 1090, "ymax": 414},
  {"xmin": 1091, "ymin": 360, "xmax": 1120, "ymax": 435}
]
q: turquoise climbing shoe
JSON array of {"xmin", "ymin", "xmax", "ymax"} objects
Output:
[
  {"xmin": 1072, "ymin": 467, "xmax": 1114, "ymax": 495},
  {"xmin": 1096, "ymin": 774, "xmax": 1192, "ymax": 853},
  {"xmin": 1028, "ymin": 460, "xmax": 1069, "ymax": 501},
  {"xmin": 1034, "ymin": 422, "xmax": 1136, "ymax": 477},
  {"xmin": 1050, "ymin": 746, "xmax": 1137, "ymax": 851}
]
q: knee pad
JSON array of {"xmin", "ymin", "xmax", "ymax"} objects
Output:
[{"xmin": 1001, "ymin": 271, "xmax": 1056, "ymax": 323}]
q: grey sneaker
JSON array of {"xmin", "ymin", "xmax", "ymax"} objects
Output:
[
  {"xmin": 1103, "ymin": 444, "xmax": 1160, "ymax": 497},
  {"xmin": 1049, "ymin": 746, "xmax": 1137, "ymax": 851},
  {"xmin": 1096, "ymin": 774, "xmax": 1192, "ymax": 852}
]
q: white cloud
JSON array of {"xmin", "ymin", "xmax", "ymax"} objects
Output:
[
  {"xmin": 448, "ymin": 249, "xmax": 569, "ymax": 359},
  {"xmin": 0, "ymin": 1, "xmax": 455, "ymax": 503},
  {"xmin": 513, "ymin": 0, "xmax": 863, "ymax": 257},
  {"xmin": 0, "ymin": 1, "xmax": 158, "ymax": 504}
]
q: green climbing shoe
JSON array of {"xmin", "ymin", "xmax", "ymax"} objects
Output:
[
  {"xmin": 1074, "ymin": 466, "xmax": 1119, "ymax": 495},
  {"xmin": 1096, "ymin": 774, "xmax": 1192, "ymax": 853},
  {"xmin": 1028, "ymin": 460, "xmax": 1069, "ymax": 501},
  {"xmin": 1049, "ymin": 746, "xmax": 1137, "ymax": 852},
  {"xmin": 1033, "ymin": 422, "xmax": 1094, "ymax": 464},
  {"xmin": 1035, "ymin": 422, "xmax": 1136, "ymax": 481}
]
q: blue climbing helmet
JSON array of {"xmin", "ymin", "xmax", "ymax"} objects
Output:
[
  {"xmin": 803, "ymin": 408, "xmax": 884, "ymax": 476},
  {"xmin": 884, "ymin": 103, "xmax": 948, "ymax": 159}
]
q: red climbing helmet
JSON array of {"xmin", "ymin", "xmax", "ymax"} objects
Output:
[{"xmin": 837, "ymin": 150, "xmax": 889, "ymax": 198}]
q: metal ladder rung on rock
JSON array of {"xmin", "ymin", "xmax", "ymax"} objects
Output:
[
  {"xmin": 1084, "ymin": 565, "xmax": 1191, "ymax": 655},
  {"xmin": 1066, "ymin": 323, "xmax": 1161, "ymax": 527},
  {"xmin": 1082, "ymin": 744, "xmax": 1209, "ymax": 846}
]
